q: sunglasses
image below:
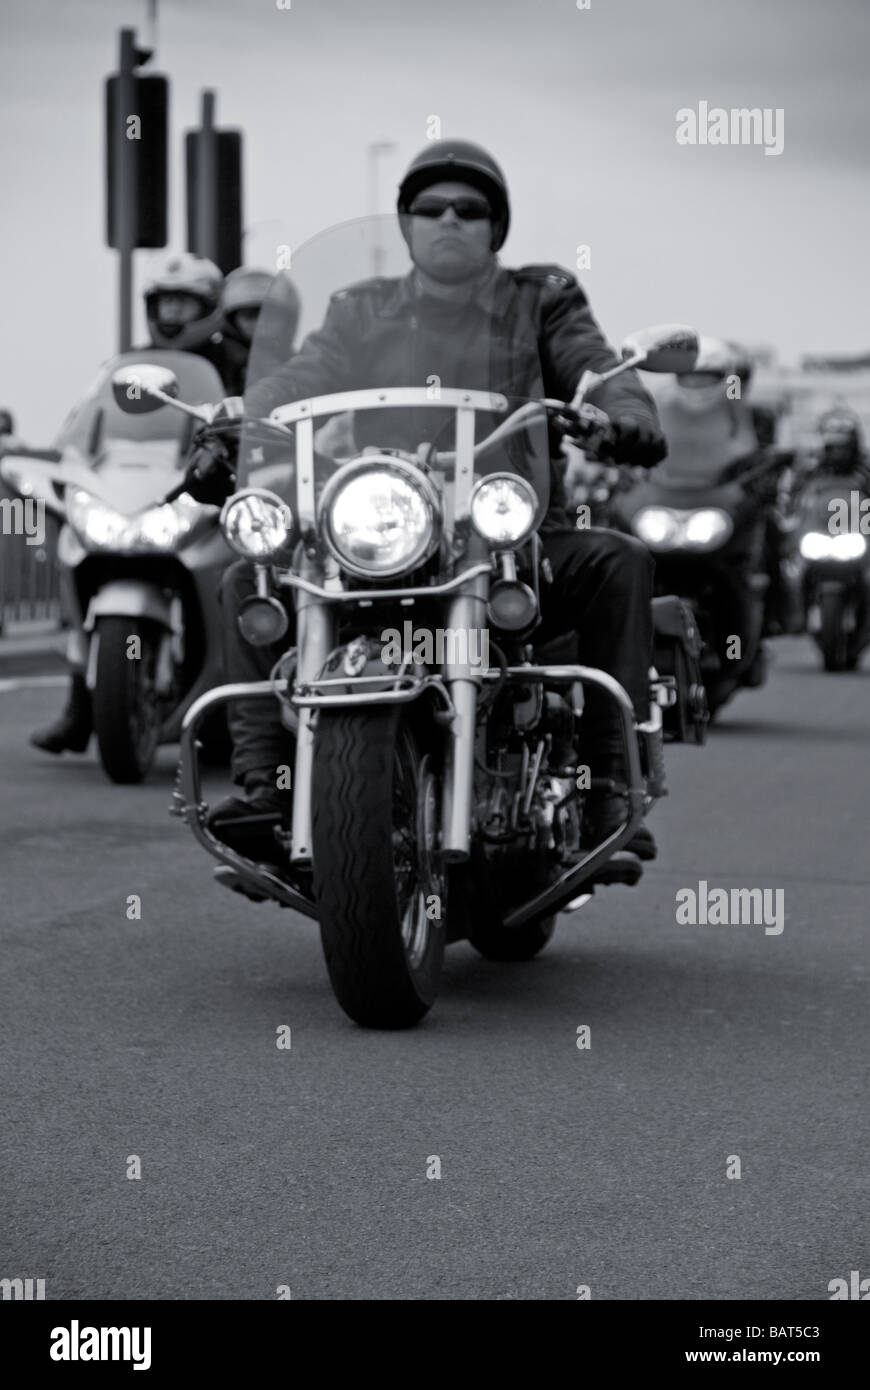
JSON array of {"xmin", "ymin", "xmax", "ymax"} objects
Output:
[{"xmin": 408, "ymin": 195, "xmax": 492, "ymax": 221}]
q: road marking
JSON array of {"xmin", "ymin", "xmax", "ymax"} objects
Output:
[{"xmin": 0, "ymin": 675, "xmax": 69, "ymax": 692}]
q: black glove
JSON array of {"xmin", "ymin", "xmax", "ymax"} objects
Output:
[
  {"xmin": 610, "ymin": 416, "xmax": 667, "ymax": 468},
  {"xmin": 181, "ymin": 431, "xmax": 238, "ymax": 506}
]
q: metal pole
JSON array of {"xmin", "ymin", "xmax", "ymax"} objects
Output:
[
  {"xmin": 196, "ymin": 90, "xmax": 218, "ymax": 263},
  {"xmin": 116, "ymin": 29, "xmax": 137, "ymax": 352}
]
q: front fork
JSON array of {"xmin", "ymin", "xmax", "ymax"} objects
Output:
[
  {"xmin": 290, "ymin": 550, "xmax": 336, "ymax": 865},
  {"xmin": 441, "ymin": 534, "xmax": 491, "ymax": 862}
]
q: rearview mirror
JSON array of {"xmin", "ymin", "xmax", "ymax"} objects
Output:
[
  {"xmin": 621, "ymin": 325, "xmax": 699, "ymax": 374},
  {"xmin": 111, "ymin": 365, "xmax": 179, "ymax": 414}
]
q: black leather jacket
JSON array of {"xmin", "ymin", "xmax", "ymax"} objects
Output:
[{"xmin": 245, "ymin": 263, "xmax": 663, "ymax": 526}]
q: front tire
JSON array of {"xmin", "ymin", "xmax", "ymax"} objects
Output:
[
  {"xmin": 92, "ymin": 617, "xmax": 164, "ymax": 783},
  {"xmin": 311, "ymin": 709, "xmax": 445, "ymax": 1028},
  {"xmin": 820, "ymin": 589, "xmax": 850, "ymax": 671}
]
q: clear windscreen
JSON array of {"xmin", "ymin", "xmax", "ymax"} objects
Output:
[
  {"xmin": 240, "ymin": 214, "xmax": 550, "ymax": 526},
  {"xmin": 650, "ymin": 377, "xmax": 761, "ymax": 485}
]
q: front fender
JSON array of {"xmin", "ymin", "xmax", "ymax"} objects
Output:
[{"xmin": 83, "ymin": 581, "xmax": 175, "ymax": 632}]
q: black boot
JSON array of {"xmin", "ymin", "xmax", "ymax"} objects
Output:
[
  {"xmin": 30, "ymin": 673, "xmax": 92, "ymax": 754},
  {"xmin": 207, "ymin": 772, "xmax": 290, "ymax": 865},
  {"xmin": 581, "ymin": 791, "xmax": 657, "ymax": 861}
]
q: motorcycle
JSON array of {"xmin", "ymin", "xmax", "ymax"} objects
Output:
[
  {"xmin": 787, "ymin": 469, "xmax": 870, "ymax": 671},
  {"xmin": 0, "ymin": 349, "xmax": 231, "ymax": 782},
  {"xmin": 611, "ymin": 373, "xmax": 786, "ymax": 718},
  {"xmin": 115, "ymin": 218, "xmax": 702, "ymax": 1027}
]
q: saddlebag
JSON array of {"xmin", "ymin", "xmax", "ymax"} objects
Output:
[{"xmin": 652, "ymin": 595, "xmax": 708, "ymax": 744}]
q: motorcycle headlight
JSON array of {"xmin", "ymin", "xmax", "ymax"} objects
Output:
[
  {"xmin": 800, "ymin": 530, "xmax": 866, "ymax": 561},
  {"xmin": 469, "ymin": 473, "xmax": 538, "ymax": 547},
  {"xmin": 67, "ymin": 490, "xmax": 201, "ymax": 552},
  {"xmin": 632, "ymin": 506, "xmax": 682, "ymax": 550},
  {"xmin": 321, "ymin": 458, "xmax": 439, "ymax": 578},
  {"xmin": 221, "ymin": 489, "xmax": 293, "ymax": 560},
  {"xmin": 681, "ymin": 508, "xmax": 733, "ymax": 550}
]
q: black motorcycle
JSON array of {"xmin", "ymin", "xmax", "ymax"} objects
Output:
[{"xmin": 612, "ymin": 383, "xmax": 785, "ymax": 718}]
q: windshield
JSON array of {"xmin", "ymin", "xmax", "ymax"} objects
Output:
[
  {"xmin": 646, "ymin": 375, "xmax": 760, "ymax": 486},
  {"xmin": 55, "ymin": 350, "xmax": 225, "ymax": 461},
  {"xmin": 241, "ymin": 214, "xmax": 550, "ymax": 531}
]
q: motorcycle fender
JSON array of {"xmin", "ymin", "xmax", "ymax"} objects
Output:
[{"xmin": 83, "ymin": 581, "xmax": 176, "ymax": 634}]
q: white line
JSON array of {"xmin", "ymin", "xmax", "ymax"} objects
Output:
[{"xmin": 0, "ymin": 675, "xmax": 70, "ymax": 692}]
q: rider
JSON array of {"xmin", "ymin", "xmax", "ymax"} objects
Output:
[
  {"xmin": 219, "ymin": 267, "xmax": 301, "ymax": 395},
  {"xmin": 813, "ymin": 408, "xmax": 869, "ymax": 476},
  {"xmin": 30, "ymin": 254, "xmax": 227, "ymax": 756},
  {"xmin": 186, "ymin": 140, "xmax": 668, "ymax": 866}
]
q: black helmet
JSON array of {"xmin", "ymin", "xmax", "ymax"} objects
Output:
[
  {"xmin": 397, "ymin": 139, "xmax": 510, "ymax": 251},
  {"xmin": 817, "ymin": 407, "xmax": 863, "ymax": 458}
]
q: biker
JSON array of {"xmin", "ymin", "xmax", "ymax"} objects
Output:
[
  {"xmin": 220, "ymin": 266, "xmax": 302, "ymax": 395},
  {"xmin": 31, "ymin": 254, "xmax": 227, "ymax": 756},
  {"xmin": 185, "ymin": 140, "xmax": 668, "ymax": 868},
  {"xmin": 813, "ymin": 408, "xmax": 869, "ymax": 476}
]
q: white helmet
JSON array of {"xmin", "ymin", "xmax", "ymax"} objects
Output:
[
  {"xmin": 144, "ymin": 253, "xmax": 224, "ymax": 351},
  {"xmin": 672, "ymin": 335, "xmax": 737, "ymax": 413}
]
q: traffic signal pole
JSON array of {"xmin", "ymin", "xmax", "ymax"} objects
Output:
[
  {"xmin": 194, "ymin": 91, "xmax": 219, "ymax": 265},
  {"xmin": 115, "ymin": 29, "xmax": 137, "ymax": 352}
]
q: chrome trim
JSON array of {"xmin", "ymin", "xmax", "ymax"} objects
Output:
[
  {"xmin": 273, "ymin": 562, "xmax": 492, "ymax": 603},
  {"xmin": 174, "ymin": 684, "xmax": 318, "ymax": 919},
  {"xmin": 295, "ymin": 416, "xmax": 316, "ymax": 537},
  {"xmin": 269, "ymin": 387, "xmax": 509, "ymax": 427},
  {"xmin": 503, "ymin": 669, "xmax": 646, "ymax": 928},
  {"xmin": 292, "ymin": 673, "xmax": 456, "ymax": 714},
  {"xmin": 291, "ymin": 552, "xmax": 334, "ymax": 864}
]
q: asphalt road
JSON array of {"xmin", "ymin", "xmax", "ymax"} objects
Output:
[{"xmin": 1, "ymin": 636, "xmax": 867, "ymax": 1300}]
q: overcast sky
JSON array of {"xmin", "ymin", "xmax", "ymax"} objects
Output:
[{"xmin": 1, "ymin": 0, "xmax": 868, "ymax": 436}]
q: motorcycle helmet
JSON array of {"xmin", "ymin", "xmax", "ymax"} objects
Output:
[
  {"xmin": 726, "ymin": 342, "xmax": 754, "ymax": 392},
  {"xmin": 672, "ymin": 336, "xmax": 736, "ymax": 413},
  {"xmin": 397, "ymin": 139, "xmax": 510, "ymax": 251},
  {"xmin": 222, "ymin": 267, "xmax": 275, "ymax": 344},
  {"xmin": 817, "ymin": 407, "xmax": 864, "ymax": 469},
  {"xmin": 144, "ymin": 253, "xmax": 224, "ymax": 351}
]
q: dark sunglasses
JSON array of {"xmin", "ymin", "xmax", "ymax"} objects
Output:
[{"xmin": 408, "ymin": 194, "xmax": 492, "ymax": 221}]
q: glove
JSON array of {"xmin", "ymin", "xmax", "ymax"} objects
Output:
[
  {"xmin": 181, "ymin": 432, "xmax": 237, "ymax": 506},
  {"xmin": 610, "ymin": 416, "xmax": 667, "ymax": 468}
]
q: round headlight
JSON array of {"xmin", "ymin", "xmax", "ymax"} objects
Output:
[
  {"xmin": 633, "ymin": 506, "xmax": 681, "ymax": 549},
  {"xmin": 221, "ymin": 489, "xmax": 292, "ymax": 560},
  {"xmin": 322, "ymin": 462, "xmax": 438, "ymax": 578},
  {"xmin": 682, "ymin": 508, "xmax": 733, "ymax": 549},
  {"xmin": 469, "ymin": 474, "xmax": 538, "ymax": 547}
]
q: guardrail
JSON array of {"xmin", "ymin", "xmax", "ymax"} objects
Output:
[{"xmin": 0, "ymin": 503, "xmax": 62, "ymax": 632}]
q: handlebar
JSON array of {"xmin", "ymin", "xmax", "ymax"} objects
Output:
[{"xmin": 161, "ymin": 394, "xmax": 616, "ymax": 504}]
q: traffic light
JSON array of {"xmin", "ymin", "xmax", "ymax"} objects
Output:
[
  {"xmin": 185, "ymin": 127, "xmax": 243, "ymax": 275},
  {"xmin": 105, "ymin": 73, "xmax": 169, "ymax": 249}
]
